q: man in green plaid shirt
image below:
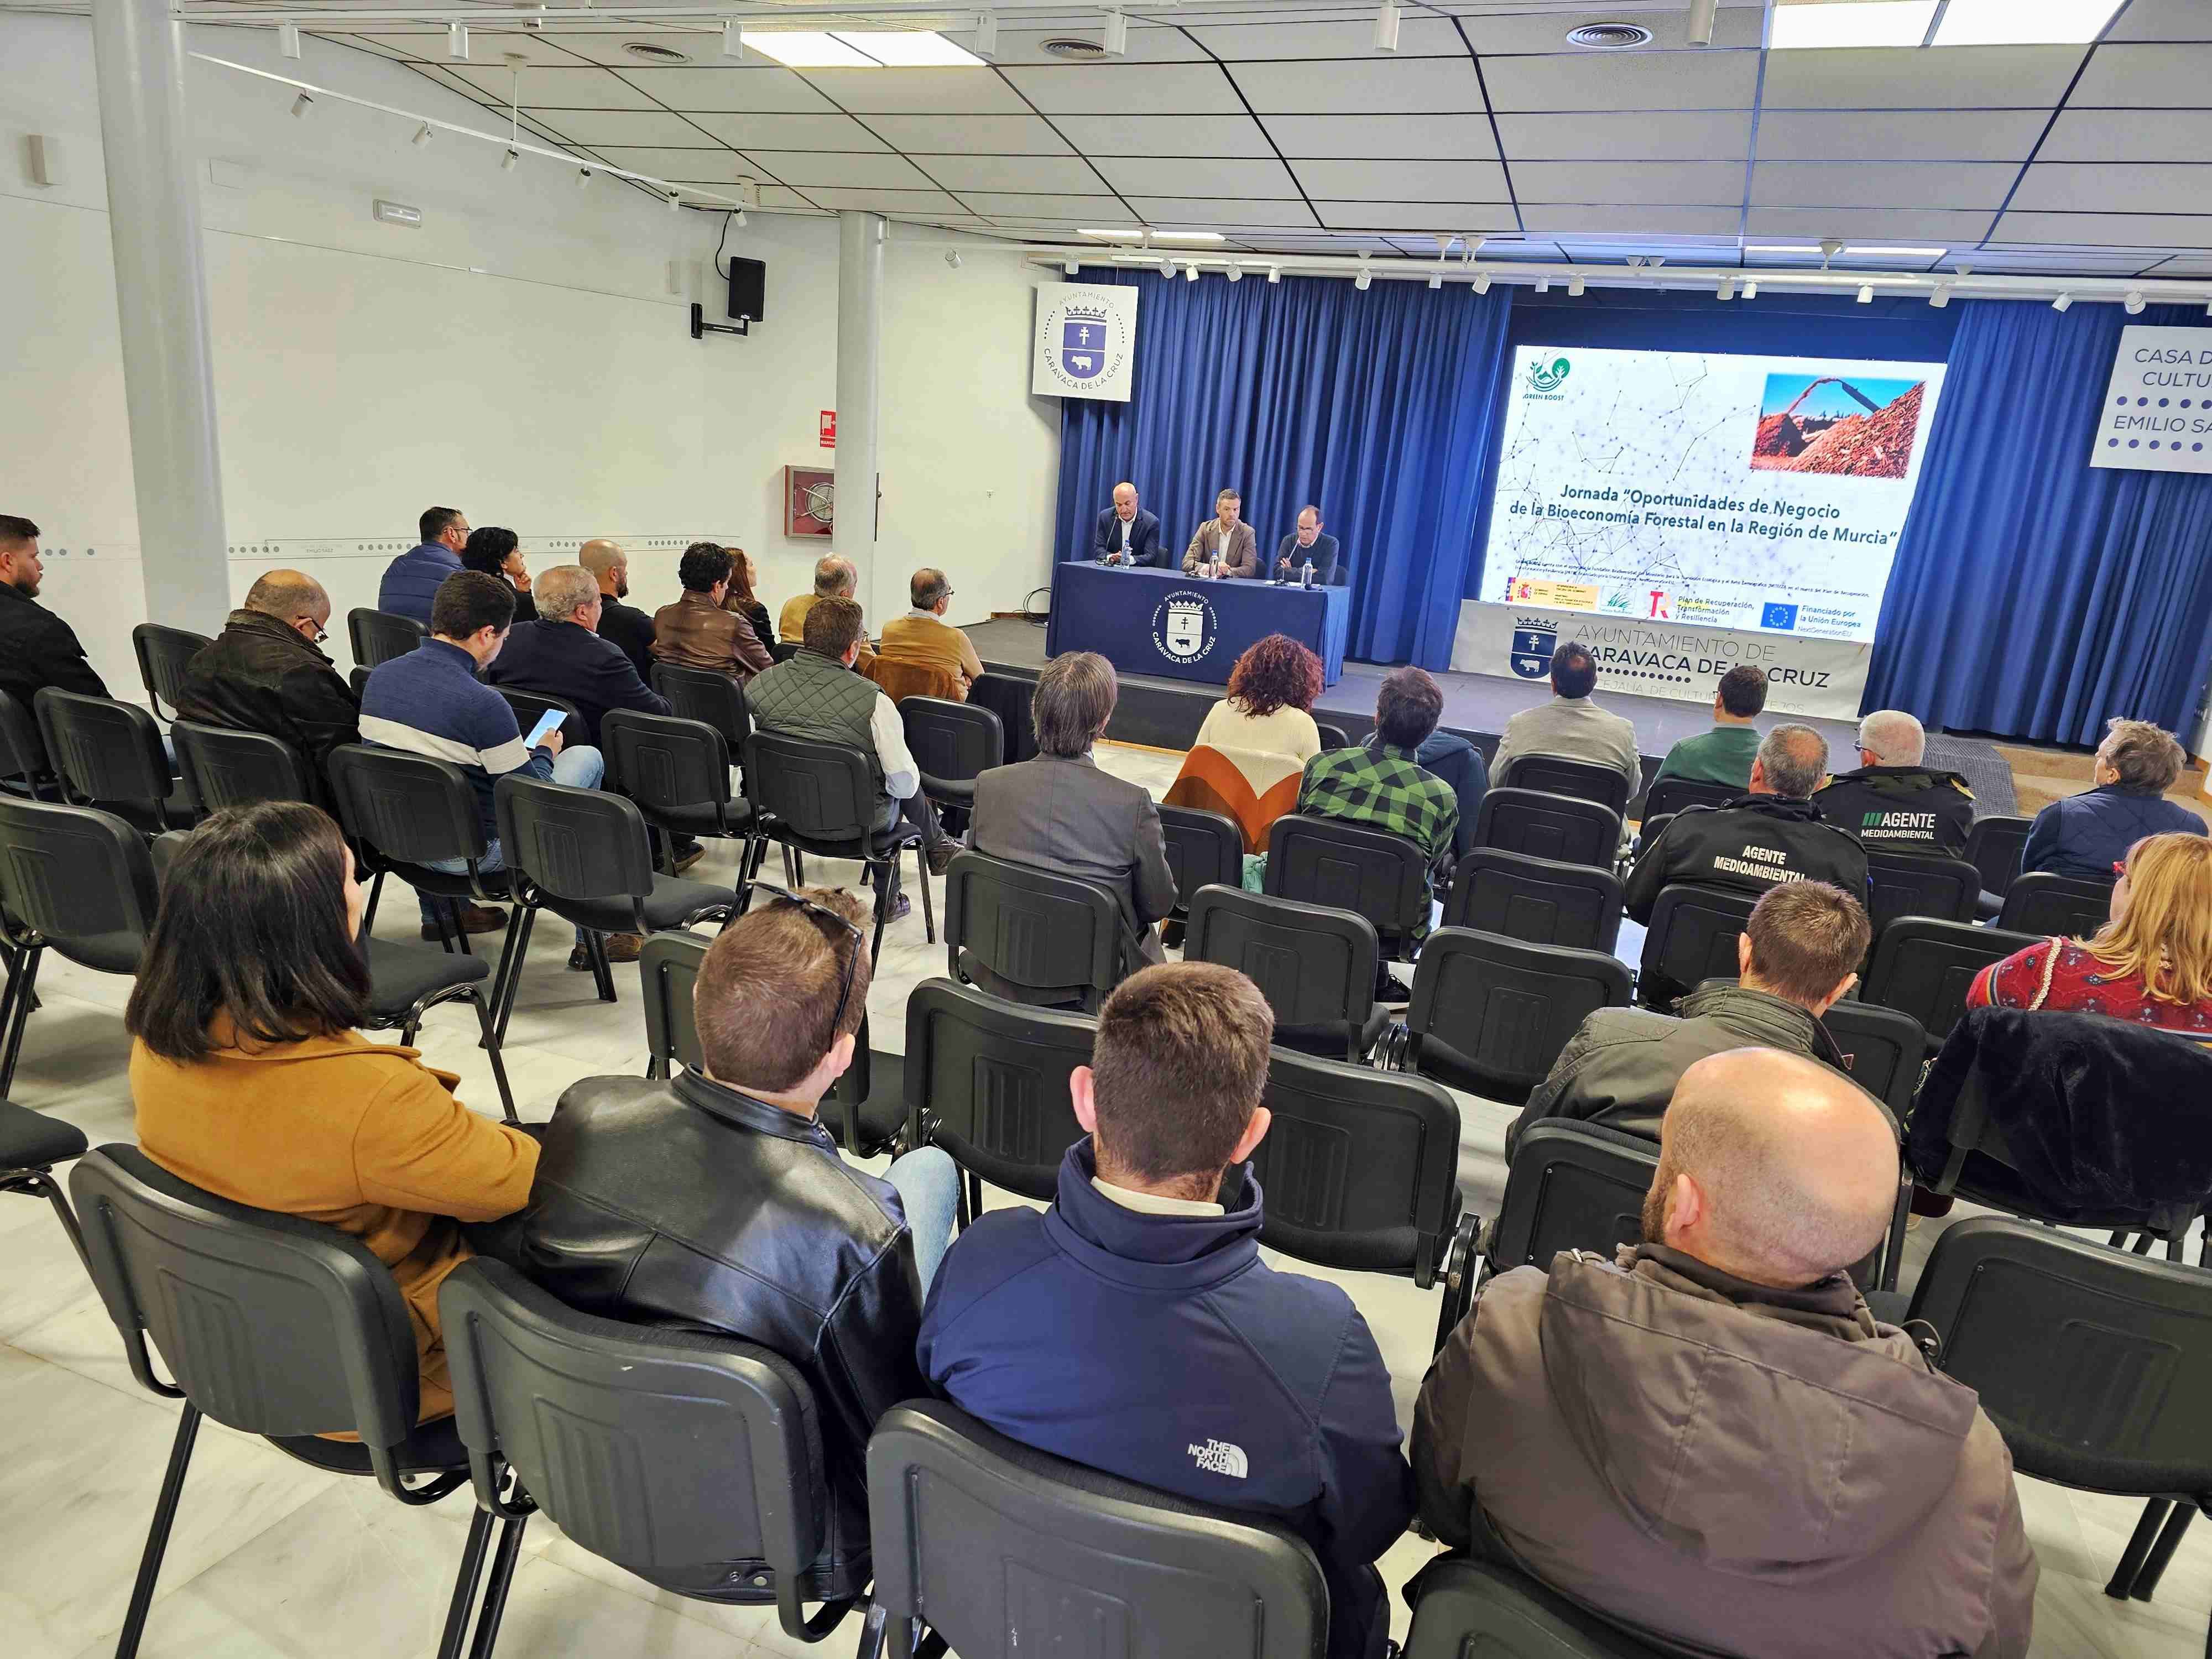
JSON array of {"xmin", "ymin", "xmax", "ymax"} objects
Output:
[{"xmin": 1296, "ymin": 667, "xmax": 1459, "ymax": 941}]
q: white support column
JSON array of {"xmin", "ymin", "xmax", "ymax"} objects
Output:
[
  {"xmin": 91, "ymin": 0, "xmax": 229, "ymax": 633},
  {"xmin": 835, "ymin": 210, "xmax": 888, "ymax": 625}
]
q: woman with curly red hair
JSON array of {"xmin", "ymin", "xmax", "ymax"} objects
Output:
[{"xmin": 1166, "ymin": 634, "xmax": 1326, "ymax": 851}]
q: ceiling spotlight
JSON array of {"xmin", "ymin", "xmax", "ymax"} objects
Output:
[
  {"xmin": 447, "ymin": 22, "xmax": 469, "ymax": 60},
  {"xmin": 1929, "ymin": 284, "xmax": 1950, "ymax": 309},
  {"xmin": 1102, "ymin": 7, "xmax": 1128, "ymax": 56},
  {"xmin": 975, "ymin": 10, "xmax": 999, "ymax": 59},
  {"xmin": 2125, "ymin": 290, "xmax": 2146, "ymax": 315},
  {"xmin": 1428, "ymin": 272, "xmax": 1442, "ymax": 290},
  {"xmin": 1567, "ymin": 275, "xmax": 1585, "ymax": 297},
  {"xmin": 278, "ymin": 21, "xmax": 301, "ymax": 59},
  {"xmin": 1472, "ymin": 271, "xmax": 1491, "ymax": 295},
  {"xmin": 577, "ymin": 167, "xmax": 592, "ymax": 187},
  {"xmin": 947, "ymin": 249, "xmax": 963, "ymax": 268},
  {"xmin": 733, "ymin": 209, "xmax": 746, "ymax": 226},
  {"xmin": 1742, "ymin": 279, "xmax": 1758, "ymax": 299},
  {"xmin": 1354, "ymin": 269, "xmax": 1372, "ymax": 291},
  {"xmin": 722, "ymin": 20, "xmax": 747, "ymax": 60},
  {"xmin": 1686, "ymin": 0, "xmax": 1718, "ymax": 47},
  {"xmin": 411, "ymin": 122, "xmax": 434, "ymax": 148},
  {"xmin": 1228, "ymin": 265, "xmax": 1243, "ymax": 283},
  {"xmin": 501, "ymin": 148, "xmax": 518, "ymax": 172},
  {"xmin": 1535, "ymin": 278, "xmax": 1550, "ymax": 294},
  {"xmin": 1373, "ymin": 0, "xmax": 1401, "ymax": 53},
  {"xmin": 2051, "ymin": 292, "xmax": 2073, "ymax": 312},
  {"xmin": 669, "ymin": 192, "xmax": 682, "ymax": 212},
  {"xmin": 289, "ymin": 91, "xmax": 313, "ymax": 118},
  {"xmin": 1856, "ymin": 284, "xmax": 1874, "ymax": 304},
  {"xmin": 1184, "ymin": 262, "xmax": 1199, "ymax": 283},
  {"xmin": 1062, "ymin": 258, "xmax": 1079, "ymax": 275},
  {"xmin": 1718, "ymin": 276, "xmax": 1736, "ymax": 301},
  {"xmin": 1267, "ymin": 267, "xmax": 1281, "ymax": 284}
]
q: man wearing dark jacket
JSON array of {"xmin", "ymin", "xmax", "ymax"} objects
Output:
[
  {"xmin": 578, "ymin": 538, "xmax": 656, "ymax": 680},
  {"xmin": 1507, "ymin": 881, "xmax": 1875, "ymax": 1159},
  {"xmin": 1813, "ymin": 709, "xmax": 1974, "ymax": 854},
  {"xmin": 486, "ymin": 888, "xmax": 958, "ymax": 1601},
  {"xmin": 2021, "ymin": 717, "xmax": 2206, "ymax": 881},
  {"xmin": 486, "ymin": 564, "xmax": 671, "ymax": 748},
  {"xmin": 1416, "ymin": 1048, "xmax": 2037, "ymax": 1659},
  {"xmin": 920, "ymin": 962, "xmax": 1415, "ymax": 1659},
  {"xmin": 376, "ymin": 505, "xmax": 469, "ymax": 625},
  {"xmin": 178, "ymin": 570, "xmax": 360, "ymax": 798},
  {"xmin": 0, "ymin": 514, "xmax": 109, "ymax": 707}
]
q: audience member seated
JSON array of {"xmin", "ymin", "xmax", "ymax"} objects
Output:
[
  {"xmin": 1813, "ymin": 709, "xmax": 1974, "ymax": 855},
  {"xmin": 651, "ymin": 542, "xmax": 771, "ymax": 684},
  {"xmin": 779, "ymin": 554, "xmax": 876, "ymax": 670},
  {"xmin": 2021, "ymin": 717, "xmax": 2205, "ymax": 881},
  {"xmin": 1969, "ymin": 830, "xmax": 2212, "ymax": 1036},
  {"xmin": 875, "ymin": 567, "xmax": 986, "ymax": 700},
  {"xmin": 461, "ymin": 526, "xmax": 536, "ymax": 624},
  {"xmin": 1166, "ymin": 633, "xmax": 1324, "ymax": 851},
  {"xmin": 1652, "ymin": 665, "xmax": 1765, "ymax": 789},
  {"xmin": 1181, "ymin": 487, "xmax": 1259, "ymax": 580},
  {"xmin": 127, "ymin": 801, "xmax": 538, "ymax": 1422},
  {"xmin": 178, "ymin": 570, "xmax": 359, "ymax": 799},
  {"xmin": 920, "ymin": 963, "xmax": 1414, "ymax": 1659},
  {"xmin": 748, "ymin": 597, "xmax": 953, "ymax": 918},
  {"xmin": 361, "ymin": 570, "xmax": 613, "ymax": 958},
  {"xmin": 1415, "ymin": 1047, "xmax": 2036, "ymax": 1659},
  {"xmin": 0, "ymin": 513, "xmax": 108, "ymax": 705},
  {"xmin": 1507, "ymin": 881, "xmax": 1874, "ymax": 1160},
  {"xmin": 486, "ymin": 887, "xmax": 956, "ymax": 1597},
  {"xmin": 377, "ymin": 505, "xmax": 469, "ymax": 626},
  {"xmin": 1490, "ymin": 640, "xmax": 1639, "ymax": 797},
  {"xmin": 720, "ymin": 544, "xmax": 775, "ymax": 653},
  {"xmin": 578, "ymin": 538, "xmax": 655, "ymax": 680},
  {"xmin": 486, "ymin": 565, "xmax": 672, "ymax": 748},
  {"xmin": 969, "ymin": 651, "xmax": 1175, "ymax": 983}
]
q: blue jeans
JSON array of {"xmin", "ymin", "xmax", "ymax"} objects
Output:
[
  {"xmin": 884, "ymin": 1146, "xmax": 958, "ymax": 1294},
  {"xmin": 419, "ymin": 745, "xmax": 606, "ymax": 938}
]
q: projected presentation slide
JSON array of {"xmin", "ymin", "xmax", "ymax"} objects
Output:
[{"xmin": 1478, "ymin": 345, "xmax": 1947, "ymax": 643}]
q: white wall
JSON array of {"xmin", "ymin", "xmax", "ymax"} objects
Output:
[{"xmin": 0, "ymin": 13, "xmax": 1056, "ymax": 688}]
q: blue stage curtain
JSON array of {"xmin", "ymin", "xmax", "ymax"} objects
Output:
[
  {"xmin": 1865, "ymin": 301, "xmax": 2212, "ymax": 745},
  {"xmin": 1053, "ymin": 270, "xmax": 1513, "ymax": 671}
]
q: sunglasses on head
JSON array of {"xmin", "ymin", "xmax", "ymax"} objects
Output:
[{"xmin": 768, "ymin": 889, "xmax": 865, "ymax": 1038}]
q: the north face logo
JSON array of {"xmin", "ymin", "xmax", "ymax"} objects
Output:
[{"xmin": 1187, "ymin": 1438, "xmax": 1248, "ymax": 1478}]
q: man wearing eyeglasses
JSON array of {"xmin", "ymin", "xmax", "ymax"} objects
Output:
[
  {"xmin": 177, "ymin": 568, "xmax": 361, "ymax": 805},
  {"xmin": 483, "ymin": 885, "xmax": 959, "ymax": 1601}
]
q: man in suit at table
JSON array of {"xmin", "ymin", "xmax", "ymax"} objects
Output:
[
  {"xmin": 1183, "ymin": 487, "xmax": 1259, "ymax": 580},
  {"xmin": 1273, "ymin": 505, "xmax": 1340, "ymax": 585},
  {"xmin": 1091, "ymin": 481, "xmax": 1165, "ymax": 567}
]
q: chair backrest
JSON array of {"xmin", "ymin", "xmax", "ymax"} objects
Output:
[
  {"xmin": 1499, "ymin": 753, "xmax": 1631, "ymax": 815},
  {"xmin": 348, "ymin": 665, "xmax": 371, "ymax": 700},
  {"xmin": 638, "ymin": 928, "xmax": 706, "ymax": 1078},
  {"xmin": 900, "ymin": 695, "xmax": 1004, "ymax": 795},
  {"xmin": 69, "ymin": 1144, "xmax": 422, "ymax": 1456},
  {"xmin": 1445, "ymin": 848, "xmax": 1625, "ymax": 953},
  {"xmin": 493, "ymin": 686, "xmax": 584, "ymax": 749},
  {"xmin": 1264, "ymin": 813, "xmax": 1430, "ymax": 942},
  {"xmin": 943, "ymin": 850, "xmax": 1129, "ymax": 1005},
  {"xmin": 0, "ymin": 687, "xmax": 53, "ymax": 791},
  {"xmin": 602, "ymin": 709, "xmax": 732, "ymax": 830},
  {"xmin": 1640, "ymin": 884, "xmax": 1760, "ymax": 1008},
  {"xmin": 0, "ymin": 795, "xmax": 161, "ymax": 957},
  {"xmin": 347, "ymin": 608, "xmax": 424, "ymax": 670},
  {"xmin": 440, "ymin": 1258, "xmax": 834, "ymax": 1626},
  {"xmin": 1472, "ymin": 788, "xmax": 1623, "ymax": 870},
  {"xmin": 867, "ymin": 1400, "xmax": 1328, "ymax": 1659},
  {"xmin": 34, "ymin": 688, "xmax": 173, "ymax": 820},
  {"xmin": 1315, "ymin": 721, "xmax": 1353, "ymax": 751},
  {"xmin": 1908, "ymin": 1217, "xmax": 2212, "ymax": 1494},
  {"xmin": 1963, "ymin": 815, "xmax": 2033, "ymax": 899},
  {"xmin": 170, "ymin": 719, "xmax": 314, "ymax": 811},
  {"xmin": 1186, "ymin": 884, "xmax": 1378, "ymax": 1043},
  {"xmin": 1408, "ymin": 927, "xmax": 1633, "ymax": 1099},
  {"xmin": 325, "ymin": 743, "xmax": 487, "ymax": 867},
  {"xmin": 870, "ymin": 655, "xmax": 964, "ymax": 705},
  {"xmin": 904, "ymin": 977, "xmax": 1093, "ymax": 1202},
  {"xmin": 1997, "ymin": 870, "xmax": 2114, "ymax": 937},
  {"xmin": 1818, "ymin": 999, "xmax": 1927, "ymax": 1121},
  {"xmin": 132, "ymin": 622, "xmax": 212, "ymax": 722},
  {"xmin": 1865, "ymin": 850, "xmax": 1985, "ymax": 932},
  {"xmin": 1489, "ymin": 1120, "xmax": 1659, "ymax": 1280},
  {"xmin": 1255, "ymin": 1045, "xmax": 1462, "ymax": 1280},
  {"xmin": 494, "ymin": 774, "xmax": 654, "ymax": 904},
  {"xmin": 1638, "ymin": 776, "xmax": 1741, "ymax": 822},
  {"xmin": 743, "ymin": 731, "xmax": 875, "ymax": 843},
  {"xmin": 1863, "ymin": 917, "xmax": 2042, "ymax": 1042},
  {"xmin": 1404, "ymin": 1558, "xmax": 1679, "ymax": 1659},
  {"xmin": 649, "ymin": 661, "xmax": 753, "ymax": 749},
  {"xmin": 966, "ymin": 672, "xmax": 1039, "ymax": 764},
  {"xmin": 1157, "ymin": 802, "xmax": 1244, "ymax": 915}
]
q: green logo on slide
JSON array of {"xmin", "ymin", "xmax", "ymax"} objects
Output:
[{"xmin": 1527, "ymin": 356, "xmax": 1572, "ymax": 393}]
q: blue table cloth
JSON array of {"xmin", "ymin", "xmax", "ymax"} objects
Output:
[{"xmin": 1044, "ymin": 562, "xmax": 1352, "ymax": 688}]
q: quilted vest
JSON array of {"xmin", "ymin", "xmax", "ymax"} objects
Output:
[{"xmin": 744, "ymin": 649, "xmax": 887, "ymax": 804}]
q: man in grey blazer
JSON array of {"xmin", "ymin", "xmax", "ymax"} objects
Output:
[
  {"xmin": 1182, "ymin": 488, "xmax": 1259, "ymax": 580},
  {"xmin": 969, "ymin": 652, "xmax": 1177, "ymax": 1002}
]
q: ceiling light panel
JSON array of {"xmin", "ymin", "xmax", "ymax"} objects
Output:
[
  {"xmin": 1933, "ymin": 0, "xmax": 2126, "ymax": 46},
  {"xmin": 1770, "ymin": 3, "xmax": 1939, "ymax": 50},
  {"xmin": 741, "ymin": 32, "xmax": 879, "ymax": 69},
  {"xmin": 828, "ymin": 31, "xmax": 987, "ymax": 68}
]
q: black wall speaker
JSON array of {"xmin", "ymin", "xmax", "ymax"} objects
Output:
[{"xmin": 728, "ymin": 257, "xmax": 766, "ymax": 322}]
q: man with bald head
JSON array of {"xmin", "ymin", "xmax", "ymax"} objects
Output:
[
  {"xmin": 1415, "ymin": 1048, "xmax": 2036, "ymax": 1658},
  {"xmin": 1814, "ymin": 708, "xmax": 1976, "ymax": 855},
  {"xmin": 1090, "ymin": 481, "xmax": 1164, "ymax": 566},
  {"xmin": 179, "ymin": 568, "xmax": 359, "ymax": 794},
  {"xmin": 578, "ymin": 539, "xmax": 656, "ymax": 681}
]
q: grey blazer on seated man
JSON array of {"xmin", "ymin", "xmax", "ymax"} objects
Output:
[
  {"xmin": 1182, "ymin": 519, "xmax": 1259, "ymax": 580},
  {"xmin": 970, "ymin": 753, "xmax": 1178, "ymax": 965}
]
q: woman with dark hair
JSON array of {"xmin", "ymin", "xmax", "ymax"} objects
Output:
[
  {"xmin": 720, "ymin": 545, "xmax": 775, "ymax": 650},
  {"xmin": 1167, "ymin": 633, "xmax": 1325, "ymax": 851},
  {"xmin": 128, "ymin": 801, "xmax": 538, "ymax": 1421},
  {"xmin": 462, "ymin": 525, "xmax": 536, "ymax": 623}
]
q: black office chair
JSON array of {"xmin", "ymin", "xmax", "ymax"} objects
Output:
[
  {"xmin": 1997, "ymin": 870, "xmax": 2114, "ymax": 937},
  {"xmin": 171, "ymin": 718, "xmax": 315, "ymax": 810},
  {"xmin": 363, "ymin": 933, "xmax": 522, "ymax": 1124},
  {"xmin": 1909, "ymin": 1217, "xmax": 2212, "ymax": 1638},
  {"xmin": 1392, "ymin": 928, "xmax": 1632, "ymax": 1100},
  {"xmin": 863, "ymin": 1400, "xmax": 1328, "ymax": 1659},
  {"xmin": 1256, "ymin": 1045, "xmax": 1477, "ymax": 1353},
  {"xmin": 0, "ymin": 687, "xmax": 59, "ymax": 800},
  {"xmin": 70, "ymin": 1144, "xmax": 493, "ymax": 1659},
  {"xmin": 769, "ymin": 640, "xmax": 802, "ymax": 665},
  {"xmin": 325, "ymin": 744, "xmax": 509, "ymax": 953},
  {"xmin": 1861, "ymin": 917, "xmax": 2041, "ymax": 1043},
  {"xmin": 0, "ymin": 1097, "xmax": 90, "ymax": 1270},
  {"xmin": 943, "ymin": 849, "xmax": 1144, "ymax": 1013},
  {"xmin": 34, "ymin": 688, "xmax": 194, "ymax": 834},
  {"xmin": 742, "ymin": 731, "xmax": 934, "ymax": 962},
  {"xmin": 1963, "ymin": 814, "xmax": 2033, "ymax": 907},
  {"xmin": 1158, "ymin": 802, "xmax": 1243, "ymax": 937},
  {"xmin": 1864, "ymin": 850, "xmax": 1984, "ymax": 932},
  {"xmin": 131, "ymin": 622, "xmax": 212, "ymax": 723},
  {"xmin": 1186, "ymin": 884, "xmax": 1388, "ymax": 1061},
  {"xmin": 1444, "ymin": 848, "xmax": 1625, "ymax": 953},
  {"xmin": 1498, "ymin": 754, "xmax": 1631, "ymax": 816},
  {"xmin": 490, "ymin": 685, "xmax": 584, "ymax": 750},
  {"xmin": 905, "ymin": 976, "xmax": 1093, "ymax": 1223},
  {"xmin": 1472, "ymin": 788, "xmax": 1622, "ymax": 871},
  {"xmin": 1265, "ymin": 813, "xmax": 1432, "ymax": 963},
  {"xmin": 1637, "ymin": 775, "xmax": 1740, "ymax": 822},
  {"xmin": 1316, "ymin": 721, "xmax": 1354, "ymax": 751},
  {"xmin": 349, "ymin": 665, "xmax": 372, "ymax": 699},
  {"xmin": 601, "ymin": 708, "xmax": 760, "ymax": 865},
  {"xmin": 489, "ymin": 775, "xmax": 736, "ymax": 1038},
  {"xmin": 967, "ymin": 672, "xmax": 1038, "ymax": 764},
  {"xmin": 1403, "ymin": 1557, "xmax": 1679, "ymax": 1658},
  {"xmin": 649, "ymin": 661, "xmax": 751, "ymax": 750},
  {"xmin": 0, "ymin": 796, "xmax": 159, "ymax": 1097},
  {"xmin": 348, "ymin": 607, "xmax": 424, "ymax": 669},
  {"xmin": 439, "ymin": 1258, "xmax": 864, "ymax": 1653},
  {"xmin": 1637, "ymin": 883, "xmax": 1758, "ymax": 1011},
  {"xmin": 900, "ymin": 695, "xmax": 1003, "ymax": 832},
  {"xmin": 1818, "ymin": 999, "xmax": 1926, "ymax": 1124}
]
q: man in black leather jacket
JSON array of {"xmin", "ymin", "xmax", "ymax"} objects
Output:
[
  {"xmin": 482, "ymin": 887, "xmax": 958, "ymax": 1600},
  {"xmin": 176, "ymin": 570, "xmax": 359, "ymax": 802}
]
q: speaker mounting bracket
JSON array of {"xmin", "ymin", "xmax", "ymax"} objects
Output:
[{"xmin": 690, "ymin": 303, "xmax": 749, "ymax": 340}]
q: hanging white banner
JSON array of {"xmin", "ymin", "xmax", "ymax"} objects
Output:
[
  {"xmin": 1032, "ymin": 282, "xmax": 1140, "ymax": 403},
  {"xmin": 2091, "ymin": 325, "xmax": 2212, "ymax": 473}
]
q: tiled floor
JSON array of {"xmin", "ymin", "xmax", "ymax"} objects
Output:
[{"xmin": 2, "ymin": 739, "xmax": 2204, "ymax": 1658}]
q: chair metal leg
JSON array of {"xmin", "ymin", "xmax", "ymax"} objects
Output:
[
  {"xmin": 115, "ymin": 1404, "xmax": 202, "ymax": 1659},
  {"xmin": 868, "ymin": 860, "xmax": 890, "ymax": 964},
  {"xmin": 2107, "ymin": 1499, "xmax": 2173, "ymax": 1598},
  {"xmin": 2132, "ymin": 1504, "xmax": 2196, "ymax": 1601},
  {"xmin": 915, "ymin": 846, "xmax": 936, "ymax": 945},
  {"xmin": 469, "ymin": 988, "xmax": 520, "ymax": 1125},
  {"xmin": 583, "ymin": 930, "xmax": 616, "ymax": 1003},
  {"xmin": 854, "ymin": 1599, "xmax": 890, "ymax": 1659},
  {"xmin": 0, "ymin": 940, "xmax": 42, "ymax": 1098},
  {"xmin": 463, "ymin": 1511, "xmax": 530, "ymax": 1659},
  {"xmin": 435, "ymin": 1506, "xmax": 498, "ymax": 1659},
  {"xmin": 362, "ymin": 869, "xmax": 385, "ymax": 940},
  {"xmin": 491, "ymin": 906, "xmax": 538, "ymax": 1048}
]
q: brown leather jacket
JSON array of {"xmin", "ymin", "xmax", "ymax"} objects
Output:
[
  {"xmin": 1413, "ymin": 1245, "xmax": 2037, "ymax": 1659},
  {"xmin": 650, "ymin": 587, "xmax": 771, "ymax": 681}
]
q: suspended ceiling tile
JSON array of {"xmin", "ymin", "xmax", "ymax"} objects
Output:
[
  {"xmin": 2040, "ymin": 108, "xmax": 2212, "ymax": 164},
  {"xmin": 1311, "ymin": 201, "xmax": 1523, "ymax": 232},
  {"xmin": 2012, "ymin": 164, "xmax": 2212, "ymax": 216},
  {"xmin": 585, "ymin": 147, "xmax": 758, "ymax": 185},
  {"xmin": 1969, "ymin": 248, "xmax": 2179, "ymax": 272},
  {"xmin": 1754, "ymin": 109, "xmax": 2048, "ymax": 163},
  {"xmin": 2103, "ymin": 0, "xmax": 2212, "ymax": 40},
  {"xmin": 1123, "ymin": 196, "xmax": 1324, "ymax": 227},
  {"xmin": 330, "ymin": 32, "xmax": 430, "ymax": 64},
  {"xmin": 1479, "ymin": 50, "xmax": 1760, "ymax": 113},
  {"xmin": 754, "ymin": 185, "xmax": 820, "ymax": 210},
  {"xmin": 1519, "ymin": 205, "xmax": 1744, "ymax": 236},
  {"xmin": 521, "ymin": 109, "xmax": 721, "ymax": 148},
  {"xmin": 1760, "ymin": 45, "xmax": 2082, "ymax": 109},
  {"xmin": 1087, "ymin": 156, "xmax": 1303, "ymax": 198},
  {"xmin": 2142, "ymin": 258, "xmax": 2212, "ymax": 275},
  {"xmin": 1750, "ymin": 161, "xmax": 2022, "ymax": 211},
  {"xmin": 535, "ymin": 29, "xmax": 726, "ymax": 68},
  {"xmin": 913, "ymin": 155, "xmax": 1108, "ymax": 194},
  {"xmin": 622, "ymin": 66, "xmax": 841, "ymax": 114},
  {"xmin": 737, "ymin": 150, "xmax": 940, "ymax": 190},
  {"xmin": 1744, "ymin": 206, "xmax": 1997, "ymax": 242},
  {"xmin": 1496, "ymin": 110, "xmax": 1753, "ymax": 162},
  {"xmin": 446, "ymin": 65, "xmax": 664, "ymax": 109},
  {"xmin": 675, "ymin": 112, "xmax": 891, "ymax": 152},
  {"xmin": 1047, "ymin": 114, "xmax": 1280, "ymax": 159},
  {"xmin": 802, "ymin": 186, "xmax": 969, "ymax": 213},
  {"xmin": 443, "ymin": 30, "xmax": 581, "ymax": 69},
  {"xmin": 1187, "ymin": 17, "xmax": 1466, "ymax": 58},
  {"xmin": 1514, "ymin": 160, "xmax": 1747, "ymax": 207},
  {"xmin": 860, "ymin": 114, "xmax": 1074, "ymax": 155},
  {"xmin": 1002, "ymin": 62, "xmax": 1239, "ymax": 112},
  {"xmin": 974, "ymin": 25, "xmax": 1208, "ymax": 66},
  {"xmin": 1260, "ymin": 113, "xmax": 1499, "ymax": 161},
  {"xmin": 956, "ymin": 193, "xmax": 1131, "ymax": 219},
  {"xmin": 1288, "ymin": 159, "xmax": 1511, "ymax": 201},
  {"xmin": 797, "ymin": 67, "xmax": 1036, "ymax": 114},
  {"xmin": 1995, "ymin": 212, "xmax": 2212, "ymax": 248},
  {"xmin": 1228, "ymin": 56, "xmax": 1490, "ymax": 114},
  {"xmin": 1461, "ymin": 5, "xmax": 1768, "ymax": 53},
  {"xmin": 2069, "ymin": 43, "xmax": 2212, "ymax": 106}
]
